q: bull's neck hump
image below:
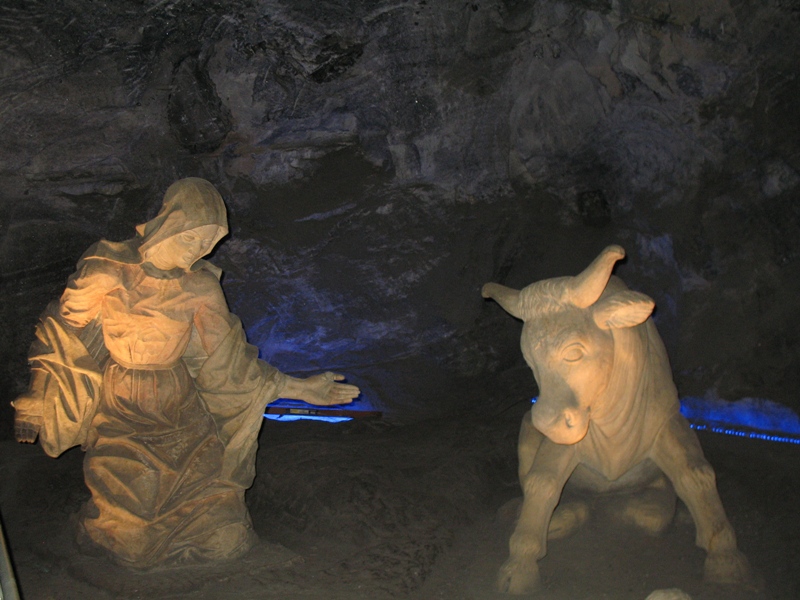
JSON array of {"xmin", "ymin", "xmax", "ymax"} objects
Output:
[
  {"xmin": 581, "ymin": 322, "xmax": 680, "ymax": 480},
  {"xmin": 590, "ymin": 325, "xmax": 650, "ymax": 435}
]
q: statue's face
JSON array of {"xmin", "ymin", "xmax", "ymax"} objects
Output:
[{"xmin": 145, "ymin": 224, "xmax": 221, "ymax": 271}]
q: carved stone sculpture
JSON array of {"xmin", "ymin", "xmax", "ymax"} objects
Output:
[
  {"xmin": 482, "ymin": 245, "xmax": 750, "ymax": 595},
  {"xmin": 12, "ymin": 178, "xmax": 359, "ymax": 568}
]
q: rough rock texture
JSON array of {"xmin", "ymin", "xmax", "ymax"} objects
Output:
[
  {"xmin": 1, "ymin": 0, "xmax": 799, "ymax": 431},
  {"xmin": 3, "ymin": 4, "xmax": 800, "ymax": 597}
]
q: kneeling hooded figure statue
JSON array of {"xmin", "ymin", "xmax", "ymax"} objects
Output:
[{"xmin": 12, "ymin": 178, "xmax": 359, "ymax": 568}]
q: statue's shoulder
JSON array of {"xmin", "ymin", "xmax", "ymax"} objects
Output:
[
  {"xmin": 65, "ymin": 239, "xmax": 139, "ymax": 285},
  {"xmin": 79, "ymin": 238, "xmax": 141, "ymax": 266},
  {"xmin": 190, "ymin": 259, "xmax": 223, "ymax": 281},
  {"xmin": 183, "ymin": 261, "xmax": 227, "ymax": 308},
  {"xmin": 183, "ymin": 260, "xmax": 224, "ymax": 293}
]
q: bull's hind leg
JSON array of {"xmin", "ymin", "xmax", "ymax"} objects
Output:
[
  {"xmin": 609, "ymin": 474, "xmax": 676, "ymax": 536},
  {"xmin": 498, "ymin": 434, "xmax": 578, "ymax": 595},
  {"xmin": 548, "ymin": 499, "xmax": 590, "ymax": 539},
  {"xmin": 651, "ymin": 413, "xmax": 751, "ymax": 585}
]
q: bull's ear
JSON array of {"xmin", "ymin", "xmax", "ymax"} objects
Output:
[{"xmin": 592, "ymin": 291, "xmax": 655, "ymax": 330}]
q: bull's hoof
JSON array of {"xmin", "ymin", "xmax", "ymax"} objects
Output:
[
  {"xmin": 703, "ymin": 549, "xmax": 751, "ymax": 585},
  {"xmin": 496, "ymin": 558, "xmax": 541, "ymax": 595}
]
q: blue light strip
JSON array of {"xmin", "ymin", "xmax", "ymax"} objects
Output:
[
  {"xmin": 679, "ymin": 396, "xmax": 800, "ymax": 435},
  {"xmin": 689, "ymin": 423, "xmax": 800, "ymax": 445},
  {"xmin": 263, "ymin": 397, "xmax": 365, "ymax": 423},
  {"xmin": 530, "ymin": 396, "xmax": 800, "ymax": 445},
  {"xmin": 264, "ymin": 414, "xmax": 352, "ymax": 423}
]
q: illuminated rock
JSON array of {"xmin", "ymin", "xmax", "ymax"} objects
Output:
[
  {"xmin": 11, "ymin": 178, "xmax": 359, "ymax": 568},
  {"xmin": 482, "ymin": 245, "xmax": 749, "ymax": 594}
]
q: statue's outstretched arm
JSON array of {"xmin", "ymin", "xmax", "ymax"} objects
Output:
[{"xmin": 280, "ymin": 372, "xmax": 360, "ymax": 406}]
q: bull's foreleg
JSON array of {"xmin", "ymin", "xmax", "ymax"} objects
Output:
[
  {"xmin": 651, "ymin": 413, "xmax": 751, "ymax": 585},
  {"xmin": 517, "ymin": 409, "xmax": 544, "ymax": 483},
  {"xmin": 517, "ymin": 411, "xmax": 587, "ymax": 541},
  {"xmin": 498, "ymin": 433, "xmax": 578, "ymax": 595}
]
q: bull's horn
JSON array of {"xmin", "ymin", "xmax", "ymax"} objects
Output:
[
  {"xmin": 482, "ymin": 282, "xmax": 523, "ymax": 320},
  {"xmin": 567, "ymin": 245, "xmax": 626, "ymax": 308}
]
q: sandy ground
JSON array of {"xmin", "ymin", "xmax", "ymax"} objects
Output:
[{"xmin": 1, "ymin": 401, "xmax": 797, "ymax": 600}]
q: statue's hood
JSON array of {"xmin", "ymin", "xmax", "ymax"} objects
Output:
[
  {"xmin": 78, "ymin": 178, "xmax": 228, "ymax": 279},
  {"xmin": 136, "ymin": 177, "xmax": 228, "ymax": 256}
]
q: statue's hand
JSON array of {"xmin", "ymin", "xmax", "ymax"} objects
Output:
[
  {"xmin": 302, "ymin": 372, "xmax": 360, "ymax": 406},
  {"xmin": 11, "ymin": 394, "xmax": 44, "ymax": 444}
]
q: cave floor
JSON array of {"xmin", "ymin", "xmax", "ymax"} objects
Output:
[{"xmin": 1, "ymin": 406, "xmax": 797, "ymax": 600}]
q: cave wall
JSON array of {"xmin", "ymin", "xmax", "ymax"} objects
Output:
[{"xmin": 1, "ymin": 0, "xmax": 798, "ymax": 437}]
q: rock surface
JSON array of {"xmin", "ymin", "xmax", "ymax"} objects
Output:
[{"xmin": 1, "ymin": 0, "xmax": 799, "ymax": 430}]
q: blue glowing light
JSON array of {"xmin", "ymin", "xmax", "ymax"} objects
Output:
[
  {"xmin": 679, "ymin": 396, "xmax": 800, "ymax": 435},
  {"xmin": 680, "ymin": 396, "xmax": 800, "ymax": 445},
  {"xmin": 688, "ymin": 423, "xmax": 800, "ymax": 445},
  {"xmin": 264, "ymin": 414, "xmax": 352, "ymax": 423},
  {"xmin": 530, "ymin": 396, "xmax": 800, "ymax": 445},
  {"xmin": 263, "ymin": 397, "xmax": 378, "ymax": 424}
]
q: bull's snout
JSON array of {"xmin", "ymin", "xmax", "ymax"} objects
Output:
[{"xmin": 531, "ymin": 404, "xmax": 590, "ymax": 445}]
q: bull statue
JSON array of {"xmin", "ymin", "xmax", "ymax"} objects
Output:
[{"xmin": 482, "ymin": 245, "xmax": 750, "ymax": 595}]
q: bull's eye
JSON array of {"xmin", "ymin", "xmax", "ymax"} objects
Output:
[{"xmin": 562, "ymin": 344, "xmax": 585, "ymax": 363}]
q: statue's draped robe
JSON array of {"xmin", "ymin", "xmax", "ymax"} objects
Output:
[{"xmin": 29, "ymin": 240, "xmax": 286, "ymax": 568}]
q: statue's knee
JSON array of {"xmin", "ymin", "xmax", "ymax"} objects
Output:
[
  {"xmin": 203, "ymin": 522, "xmax": 255, "ymax": 558},
  {"xmin": 522, "ymin": 471, "xmax": 561, "ymax": 500}
]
